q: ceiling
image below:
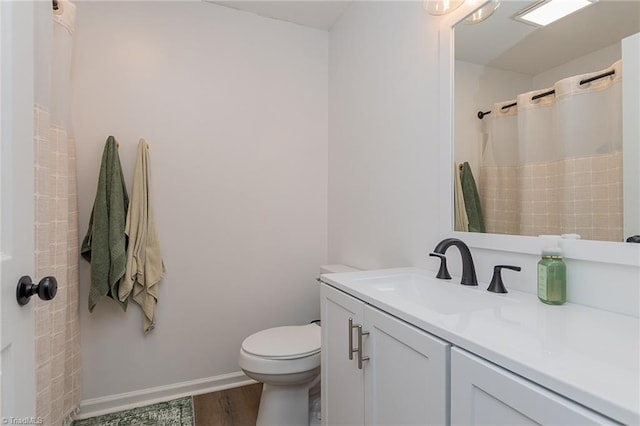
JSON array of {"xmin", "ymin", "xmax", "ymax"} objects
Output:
[
  {"xmin": 208, "ymin": 1, "xmax": 352, "ymax": 31},
  {"xmin": 455, "ymin": 0, "xmax": 640, "ymax": 76},
  {"xmin": 206, "ymin": 0, "xmax": 639, "ymax": 73}
]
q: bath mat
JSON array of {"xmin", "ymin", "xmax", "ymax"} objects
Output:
[{"xmin": 72, "ymin": 396, "xmax": 194, "ymax": 426}]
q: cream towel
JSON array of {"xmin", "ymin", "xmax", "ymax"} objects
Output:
[
  {"xmin": 454, "ymin": 164, "xmax": 469, "ymax": 232},
  {"xmin": 119, "ymin": 139, "xmax": 164, "ymax": 333}
]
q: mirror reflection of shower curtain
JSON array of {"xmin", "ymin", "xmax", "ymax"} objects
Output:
[{"xmin": 479, "ymin": 61, "xmax": 623, "ymax": 241}]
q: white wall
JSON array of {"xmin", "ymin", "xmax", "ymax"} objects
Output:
[
  {"xmin": 328, "ymin": 1, "xmax": 442, "ymax": 270},
  {"xmin": 72, "ymin": 2, "xmax": 328, "ymax": 400},
  {"xmin": 533, "ymin": 42, "xmax": 621, "ymax": 89},
  {"xmin": 328, "ymin": 2, "xmax": 639, "ymax": 317}
]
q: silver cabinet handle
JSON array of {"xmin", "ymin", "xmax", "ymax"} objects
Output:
[
  {"xmin": 356, "ymin": 324, "xmax": 369, "ymax": 370},
  {"xmin": 348, "ymin": 317, "xmax": 357, "ymax": 360}
]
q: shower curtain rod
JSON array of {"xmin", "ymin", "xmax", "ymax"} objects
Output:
[{"xmin": 476, "ymin": 69, "xmax": 616, "ymax": 119}]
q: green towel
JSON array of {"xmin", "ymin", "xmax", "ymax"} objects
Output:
[
  {"xmin": 460, "ymin": 162, "xmax": 485, "ymax": 233},
  {"xmin": 81, "ymin": 136, "xmax": 129, "ymax": 312}
]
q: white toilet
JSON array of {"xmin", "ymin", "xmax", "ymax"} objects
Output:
[{"xmin": 238, "ymin": 264, "xmax": 358, "ymax": 426}]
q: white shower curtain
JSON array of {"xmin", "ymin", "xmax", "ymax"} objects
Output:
[
  {"xmin": 34, "ymin": 1, "xmax": 82, "ymax": 424},
  {"xmin": 479, "ymin": 61, "xmax": 623, "ymax": 241}
]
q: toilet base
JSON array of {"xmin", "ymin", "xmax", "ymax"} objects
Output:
[{"xmin": 256, "ymin": 382, "xmax": 311, "ymax": 426}]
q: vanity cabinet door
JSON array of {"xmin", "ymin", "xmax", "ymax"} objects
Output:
[
  {"xmin": 451, "ymin": 348, "xmax": 616, "ymax": 425},
  {"xmin": 364, "ymin": 305, "xmax": 450, "ymax": 425},
  {"xmin": 321, "ymin": 283, "xmax": 451, "ymax": 426},
  {"xmin": 321, "ymin": 284, "xmax": 365, "ymax": 426}
]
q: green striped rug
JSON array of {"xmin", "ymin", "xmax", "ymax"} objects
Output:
[{"xmin": 73, "ymin": 396, "xmax": 194, "ymax": 426}]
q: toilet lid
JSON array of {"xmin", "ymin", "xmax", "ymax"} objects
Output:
[{"xmin": 242, "ymin": 324, "xmax": 321, "ymax": 359}]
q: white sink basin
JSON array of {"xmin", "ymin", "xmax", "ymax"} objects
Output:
[{"xmin": 352, "ymin": 272, "xmax": 517, "ymax": 315}]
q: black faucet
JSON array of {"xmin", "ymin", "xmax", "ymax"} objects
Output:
[{"xmin": 430, "ymin": 238, "xmax": 478, "ymax": 286}]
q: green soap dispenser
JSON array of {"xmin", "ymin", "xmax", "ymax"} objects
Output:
[{"xmin": 537, "ymin": 236, "xmax": 566, "ymax": 305}]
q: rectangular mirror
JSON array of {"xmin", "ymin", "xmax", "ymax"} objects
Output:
[{"xmin": 452, "ymin": 0, "xmax": 639, "ymax": 243}]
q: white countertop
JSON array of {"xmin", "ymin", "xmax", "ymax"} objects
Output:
[{"xmin": 321, "ymin": 267, "xmax": 640, "ymax": 425}]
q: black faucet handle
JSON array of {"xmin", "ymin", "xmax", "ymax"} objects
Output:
[
  {"xmin": 429, "ymin": 253, "xmax": 452, "ymax": 280},
  {"xmin": 487, "ymin": 265, "xmax": 521, "ymax": 294}
]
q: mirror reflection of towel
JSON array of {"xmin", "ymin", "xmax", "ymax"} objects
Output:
[
  {"xmin": 81, "ymin": 136, "xmax": 129, "ymax": 312},
  {"xmin": 454, "ymin": 164, "xmax": 469, "ymax": 232},
  {"xmin": 119, "ymin": 139, "xmax": 164, "ymax": 334},
  {"xmin": 460, "ymin": 162, "xmax": 485, "ymax": 233}
]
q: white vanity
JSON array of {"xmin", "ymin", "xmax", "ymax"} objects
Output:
[{"xmin": 320, "ymin": 268, "xmax": 639, "ymax": 425}]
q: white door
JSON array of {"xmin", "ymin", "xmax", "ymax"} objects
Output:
[
  {"xmin": 1, "ymin": 1, "xmax": 36, "ymax": 419},
  {"xmin": 364, "ymin": 305, "xmax": 450, "ymax": 426}
]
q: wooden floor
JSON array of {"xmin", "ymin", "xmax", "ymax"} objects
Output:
[{"xmin": 193, "ymin": 383, "xmax": 263, "ymax": 426}]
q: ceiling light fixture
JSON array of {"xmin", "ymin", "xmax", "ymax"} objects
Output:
[
  {"xmin": 514, "ymin": 0, "xmax": 596, "ymax": 27},
  {"xmin": 464, "ymin": 0, "xmax": 501, "ymax": 24},
  {"xmin": 424, "ymin": 0, "xmax": 465, "ymax": 16}
]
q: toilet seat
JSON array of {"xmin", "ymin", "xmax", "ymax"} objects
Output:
[
  {"xmin": 239, "ymin": 348, "xmax": 320, "ymax": 376},
  {"xmin": 241, "ymin": 324, "xmax": 320, "ymax": 360},
  {"xmin": 239, "ymin": 324, "xmax": 321, "ymax": 376}
]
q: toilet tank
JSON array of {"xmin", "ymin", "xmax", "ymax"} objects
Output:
[{"xmin": 320, "ymin": 264, "xmax": 360, "ymax": 274}]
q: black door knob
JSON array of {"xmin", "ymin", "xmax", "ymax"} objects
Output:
[{"xmin": 16, "ymin": 275, "xmax": 57, "ymax": 306}]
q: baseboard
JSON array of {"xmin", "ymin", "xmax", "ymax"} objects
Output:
[{"xmin": 75, "ymin": 371, "xmax": 257, "ymax": 420}]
